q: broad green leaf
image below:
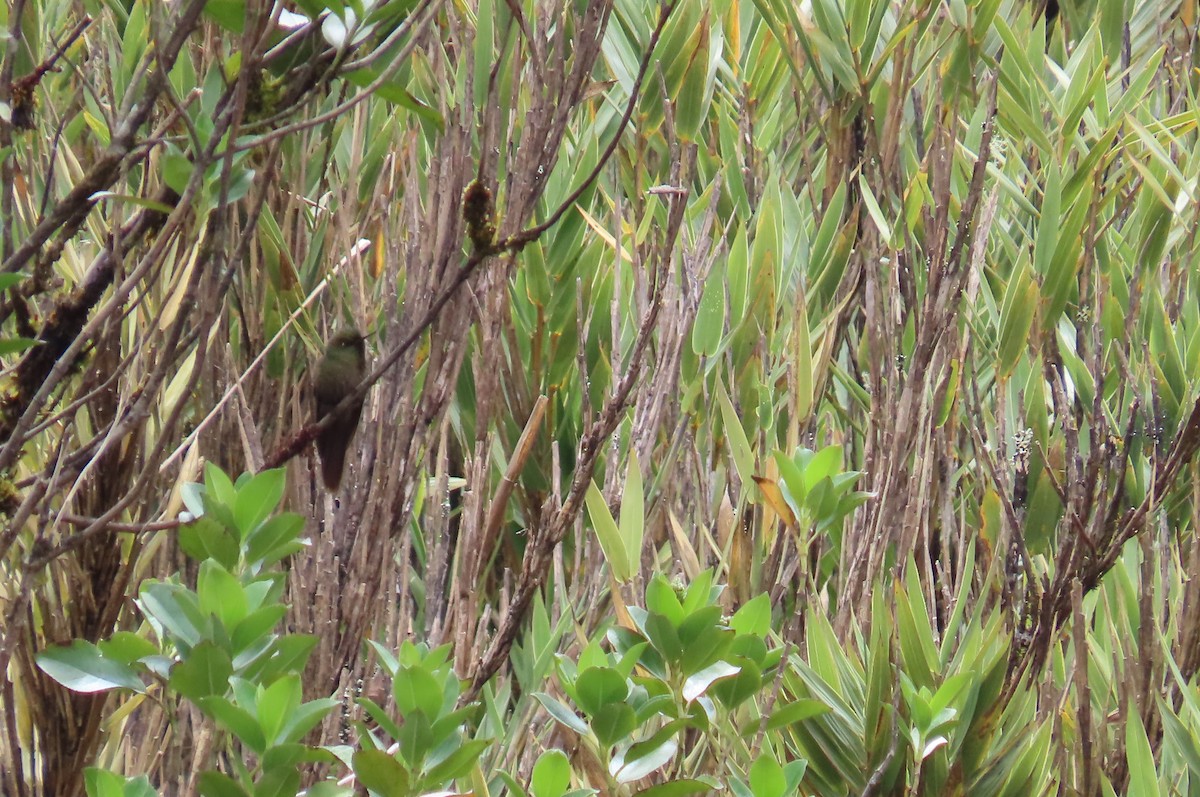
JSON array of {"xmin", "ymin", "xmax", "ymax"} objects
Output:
[
  {"xmin": 37, "ymin": 641, "xmax": 145, "ymax": 694},
  {"xmin": 730, "ymin": 593, "xmax": 771, "ymax": 637},
  {"xmin": 232, "ymin": 468, "xmax": 286, "ymax": 537},
  {"xmin": 197, "ymin": 561, "xmax": 247, "ymax": 628},
  {"xmin": 576, "ymin": 667, "xmax": 630, "ymax": 717},
  {"xmin": 634, "ymin": 779, "xmax": 719, "ymax": 797},
  {"xmin": 681, "ymin": 661, "xmax": 739, "ymax": 702},
  {"xmin": 352, "ymin": 749, "xmax": 409, "ymax": 797},
  {"xmin": 614, "ymin": 738, "xmax": 677, "ymax": 783},
  {"xmin": 392, "ymin": 664, "xmax": 441, "ymax": 719},
  {"xmin": 749, "ymin": 755, "xmax": 785, "ymax": 797},
  {"xmin": 531, "ymin": 750, "xmax": 572, "ymax": 797},
  {"xmin": 169, "ymin": 641, "xmax": 232, "ymax": 699},
  {"xmin": 592, "ymin": 702, "xmax": 638, "ymax": 749}
]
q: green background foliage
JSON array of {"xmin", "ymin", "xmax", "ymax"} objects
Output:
[{"xmin": 5, "ymin": 0, "xmax": 1200, "ymax": 792}]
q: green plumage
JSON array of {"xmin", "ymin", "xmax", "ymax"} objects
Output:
[{"xmin": 314, "ymin": 328, "xmax": 367, "ymax": 490}]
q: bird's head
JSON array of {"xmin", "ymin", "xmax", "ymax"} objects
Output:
[{"xmin": 328, "ymin": 328, "xmax": 367, "ymax": 355}]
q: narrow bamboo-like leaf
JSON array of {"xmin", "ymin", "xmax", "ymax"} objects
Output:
[
  {"xmin": 1124, "ymin": 703, "xmax": 1159, "ymax": 797},
  {"xmin": 718, "ymin": 381, "xmax": 755, "ymax": 492},
  {"xmin": 793, "ymin": 284, "xmax": 814, "ymax": 423},
  {"xmin": 1032, "ymin": 161, "xmax": 1061, "ymax": 279},
  {"xmin": 857, "ymin": 176, "xmax": 893, "ymax": 246},
  {"xmin": 692, "ymin": 263, "xmax": 725, "ymax": 357},
  {"xmin": 752, "ymin": 474, "xmax": 798, "ymax": 526},
  {"xmin": 0, "ymin": 337, "xmax": 39, "ymax": 355},
  {"xmin": 534, "ymin": 692, "xmax": 590, "ymax": 735},
  {"xmin": 673, "ymin": 14, "xmax": 711, "ymax": 142},
  {"xmin": 586, "ymin": 481, "xmax": 632, "ymax": 582},
  {"xmin": 619, "ymin": 451, "xmax": 645, "ymax": 575},
  {"xmin": 1039, "ymin": 181, "xmax": 1091, "ymax": 332},
  {"xmin": 995, "ymin": 264, "xmax": 1038, "ymax": 382},
  {"xmin": 473, "ymin": 0, "xmax": 495, "ymax": 111}
]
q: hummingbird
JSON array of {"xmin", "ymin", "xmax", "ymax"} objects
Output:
[{"xmin": 313, "ymin": 328, "xmax": 367, "ymax": 491}]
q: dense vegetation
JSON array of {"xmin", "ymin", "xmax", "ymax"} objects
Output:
[{"xmin": 4, "ymin": 0, "xmax": 1200, "ymax": 793}]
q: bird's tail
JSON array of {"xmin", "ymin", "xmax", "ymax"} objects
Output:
[{"xmin": 317, "ymin": 435, "xmax": 347, "ymax": 491}]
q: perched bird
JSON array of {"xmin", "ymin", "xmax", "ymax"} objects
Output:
[{"xmin": 313, "ymin": 328, "xmax": 367, "ymax": 491}]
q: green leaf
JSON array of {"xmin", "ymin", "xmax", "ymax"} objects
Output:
[
  {"xmin": 169, "ymin": 641, "xmax": 232, "ymax": 699},
  {"xmin": 531, "ymin": 750, "xmax": 572, "ymax": 797},
  {"xmin": 995, "ymin": 264, "xmax": 1037, "ymax": 382},
  {"xmin": 718, "ymin": 381, "xmax": 755, "ymax": 491},
  {"xmin": 857, "ymin": 176, "xmax": 893, "ymax": 246},
  {"xmin": 0, "ymin": 337, "xmax": 39, "ymax": 355},
  {"xmin": 196, "ymin": 771, "xmax": 250, "ymax": 797},
  {"xmin": 202, "ymin": 0, "xmax": 246, "ymax": 33},
  {"xmin": 98, "ymin": 632, "xmax": 157, "ymax": 664},
  {"xmin": 614, "ymin": 737, "xmax": 676, "ymax": 783},
  {"xmin": 197, "ymin": 560, "xmax": 248, "ymax": 628},
  {"xmin": 244, "ymin": 513, "xmax": 307, "ymax": 569},
  {"xmin": 248, "ymin": 635, "xmax": 317, "ymax": 683},
  {"xmin": 36, "ymin": 641, "xmax": 145, "ymax": 693},
  {"xmin": 694, "ymin": 272, "xmax": 726, "ymax": 354},
  {"xmin": 709, "ymin": 657, "xmax": 761, "ymax": 708},
  {"xmin": 749, "ymin": 755, "xmax": 785, "ymax": 797},
  {"xmin": 352, "ymin": 749, "xmax": 409, "ymax": 797},
  {"xmin": 89, "ymin": 191, "xmax": 176, "ymax": 215},
  {"xmin": 0, "ymin": 272, "xmax": 27, "ymax": 291},
  {"xmin": 163, "ymin": 149, "xmax": 196, "ymax": 196},
  {"xmin": 177, "ymin": 517, "xmax": 240, "ymax": 569},
  {"xmin": 643, "ymin": 612, "xmax": 685, "ymax": 665},
  {"xmin": 585, "ymin": 481, "xmax": 632, "ymax": 582},
  {"xmin": 257, "ymin": 675, "xmax": 305, "ymax": 745},
  {"xmin": 84, "ymin": 768, "xmax": 126, "ymax": 797},
  {"xmin": 633, "ymin": 779, "xmax": 719, "ymax": 797},
  {"xmin": 730, "ymin": 593, "xmax": 771, "ymax": 637},
  {"xmin": 618, "ymin": 450, "xmax": 645, "ymax": 580},
  {"xmin": 1125, "ymin": 703, "xmax": 1158, "ymax": 797},
  {"xmin": 233, "ymin": 468, "xmax": 286, "ymax": 537},
  {"xmin": 473, "ymin": 0, "xmax": 494, "ymax": 111},
  {"xmin": 760, "ymin": 699, "xmax": 831, "ymax": 732},
  {"xmin": 576, "ymin": 667, "xmax": 630, "ymax": 717},
  {"xmin": 497, "ymin": 773, "xmax": 533, "ymax": 797},
  {"xmin": 645, "ymin": 576, "xmax": 685, "ymax": 625},
  {"xmin": 535, "ymin": 692, "xmax": 589, "ymax": 734},
  {"xmin": 592, "ymin": 702, "xmax": 637, "ymax": 748},
  {"xmin": 673, "ymin": 16, "xmax": 712, "ymax": 142},
  {"xmin": 204, "ymin": 464, "xmax": 238, "ymax": 516},
  {"xmin": 681, "ymin": 661, "xmax": 739, "ymax": 702},
  {"xmin": 342, "ymin": 68, "xmax": 444, "ymax": 129},
  {"xmin": 198, "ymin": 696, "xmax": 267, "ymax": 753},
  {"xmin": 424, "ymin": 738, "xmax": 492, "ymax": 786},
  {"xmin": 393, "ymin": 664, "xmax": 441, "ymax": 719},
  {"xmin": 1032, "ymin": 161, "xmax": 1061, "ymax": 279}
]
